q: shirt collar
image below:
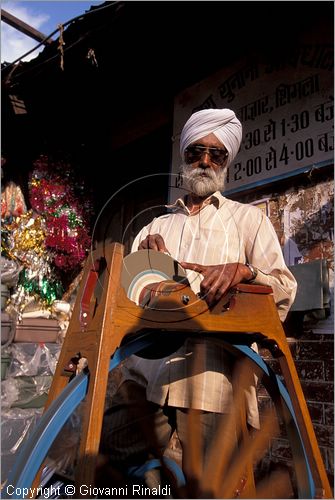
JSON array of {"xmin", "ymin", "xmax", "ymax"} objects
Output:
[{"xmin": 166, "ymin": 191, "xmax": 225, "ymax": 213}]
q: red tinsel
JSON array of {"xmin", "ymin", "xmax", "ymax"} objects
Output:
[{"xmin": 29, "ymin": 154, "xmax": 92, "ymax": 271}]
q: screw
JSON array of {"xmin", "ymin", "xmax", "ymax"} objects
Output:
[{"xmin": 181, "ymin": 295, "xmax": 190, "ymax": 304}]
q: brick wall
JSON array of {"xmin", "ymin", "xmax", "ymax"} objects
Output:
[
  {"xmin": 235, "ymin": 171, "xmax": 334, "ymax": 493},
  {"xmin": 257, "ymin": 328, "xmax": 334, "ymax": 491}
]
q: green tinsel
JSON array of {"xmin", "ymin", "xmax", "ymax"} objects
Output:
[{"xmin": 19, "ymin": 269, "xmax": 63, "ymax": 306}]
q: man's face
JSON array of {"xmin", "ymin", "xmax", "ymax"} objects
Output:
[{"xmin": 181, "ymin": 133, "xmax": 228, "ymax": 197}]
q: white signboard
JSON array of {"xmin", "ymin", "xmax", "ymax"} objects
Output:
[{"xmin": 170, "ymin": 44, "xmax": 333, "ymax": 203}]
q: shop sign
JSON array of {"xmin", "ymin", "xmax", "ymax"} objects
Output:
[{"xmin": 170, "ymin": 44, "xmax": 333, "ymax": 201}]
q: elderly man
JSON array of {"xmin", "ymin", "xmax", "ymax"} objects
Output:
[{"xmin": 101, "ymin": 108, "xmax": 297, "ymax": 484}]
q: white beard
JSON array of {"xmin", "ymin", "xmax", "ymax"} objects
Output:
[{"xmin": 181, "ymin": 163, "xmax": 226, "ymax": 197}]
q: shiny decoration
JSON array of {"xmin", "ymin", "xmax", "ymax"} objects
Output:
[
  {"xmin": 3, "ymin": 212, "xmax": 63, "ymax": 315},
  {"xmin": 1, "ymin": 154, "xmax": 92, "ymax": 315},
  {"xmin": 1, "ymin": 181, "xmax": 27, "ymax": 221},
  {"xmin": 29, "ymin": 154, "xmax": 92, "ymax": 271},
  {"xmin": 18, "ymin": 269, "xmax": 63, "ymax": 305},
  {"xmin": 12, "ymin": 212, "xmax": 46, "ymax": 259},
  {"xmin": 2, "ymin": 211, "xmax": 47, "ymax": 264},
  {"xmin": 6, "ymin": 262, "xmax": 63, "ymax": 317}
]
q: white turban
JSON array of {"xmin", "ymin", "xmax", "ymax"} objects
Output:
[{"xmin": 179, "ymin": 108, "xmax": 242, "ymax": 167}]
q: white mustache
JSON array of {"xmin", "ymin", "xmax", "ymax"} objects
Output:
[
  {"xmin": 181, "ymin": 163, "xmax": 225, "ymax": 196},
  {"xmin": 188, "ymin": 168, "xmax": 216, "ymax": 179}
]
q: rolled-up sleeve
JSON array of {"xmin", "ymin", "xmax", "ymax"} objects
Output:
[{"xmin": 247, "ymin": 213, "xmax": 297, "ymax": 321}]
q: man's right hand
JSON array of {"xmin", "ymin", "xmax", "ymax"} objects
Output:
[{"xmin": 138, "ymin": 234, "xmax": 169, "ymax": 253}]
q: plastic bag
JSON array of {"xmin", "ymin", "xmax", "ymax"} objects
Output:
[
  {"xmin": 7, "ymin": 343, "xmax": 60, "ymax": 378},
  {"xmin": 0, "ymin": 256, "xmax": 21, "ymax": 288},
  {"xmin": 1, "ymin": 407, "xmax": 43, "ymax": 481},
  {"xmin": 1, "ymin": 375, "xmax": 53, "ymax": 408}
]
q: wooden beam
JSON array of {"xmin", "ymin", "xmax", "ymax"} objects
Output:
[{"xmin": 1, "ymin": 9, "xmax": 53, "ymax": 45}]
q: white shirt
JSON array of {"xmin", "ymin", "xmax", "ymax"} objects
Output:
[{"xmin": 120, "ymin": 192, "xmax": 297, "ymax": 428}]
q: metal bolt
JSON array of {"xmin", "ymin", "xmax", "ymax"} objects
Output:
[{"xmin": 181, "ymin": 295, "xmax": 190, "ymax": 304}]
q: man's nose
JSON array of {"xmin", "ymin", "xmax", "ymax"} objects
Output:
[{"xmin": 199, "ymin": 150, "xmax": 211, "ymax": 168}]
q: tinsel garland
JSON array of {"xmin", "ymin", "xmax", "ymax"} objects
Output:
[
  {"xmin": 18, "ymin": 268, "xmax": 63, "ymax": 305},
  {"xmin": 4, "ymin": 211, "xmax": 47, "ymax": 264},
  {"xmin": 2, "ymin": 154, "xmax": 92, "ymax": 315},
  {"xmin": 2, "ymin": 211, "xmax": 64, "ymax": 315},
  {"xmin": 29, "ymin": 154, "xmax": 92, "ymax": 271}
]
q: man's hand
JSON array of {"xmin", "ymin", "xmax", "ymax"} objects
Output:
[
  {"xmin": 138, "ymin": 234, "xmax": 169, "ymax": 253},
  {"xmin": 180, "ymin": 262, "xmax": 252, "ymax": 307}
]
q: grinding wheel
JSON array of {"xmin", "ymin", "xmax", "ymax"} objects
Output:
[{"xmin": 121, "ymin": 249, "xmax": 188, "ymax": 305}]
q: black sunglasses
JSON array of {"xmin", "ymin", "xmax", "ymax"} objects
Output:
[{"xmin": 184, "ymin": 144, "xmax": 228, "ymax": 166}]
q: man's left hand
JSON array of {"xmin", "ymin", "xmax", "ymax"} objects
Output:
[{"xmin": 180, "ymin": 262, "xmax": 252, "ymax": 307}]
